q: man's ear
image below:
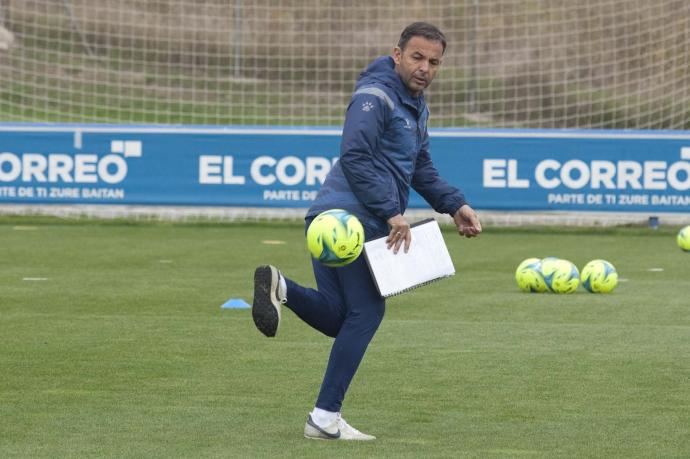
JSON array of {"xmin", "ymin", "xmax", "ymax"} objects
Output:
[{"xmin": 392, "ymin": 46, "xmax": 402, "ymax": 65}]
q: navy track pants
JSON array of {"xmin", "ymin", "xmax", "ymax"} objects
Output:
[{"xmin": 284, "ymin": 252, "xmax": 385, "ymax": 412}]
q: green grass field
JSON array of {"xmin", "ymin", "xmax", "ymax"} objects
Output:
[{"xmin": 1, "ymin": 217, "xmax": 689, "ymax": 458}]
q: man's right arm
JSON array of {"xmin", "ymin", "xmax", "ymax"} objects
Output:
[{"xmin": 339, "ymin": 92, "xmax": 400, "ymax": 221}]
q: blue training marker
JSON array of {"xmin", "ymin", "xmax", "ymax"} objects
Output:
[{"xmin": 221, "ymin": 298, "xmax": 250, "ymax": 309}]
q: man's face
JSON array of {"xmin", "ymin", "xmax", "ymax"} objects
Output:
[{"xmin": 392, "ymin": 36, "xmax": 444, "ymax": 97}]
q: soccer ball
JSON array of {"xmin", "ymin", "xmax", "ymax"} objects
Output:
[
  {"xmin": 581, "ymin": 259, "xmax": 618, "ymax": 293},
  {"xmin": 540, "ymin": 257, "xmax": 580, "ymax": 294},
  {"xmin": 677, "ymin": 225, "xmax": 690, "ymax": 251},
  {"xmin": 515, "ymin": 258, "xmax": 548, "ymax": 293},
  {"xmin": 306, "ymin": 209, "xmax": 364, "ymax": 267}
]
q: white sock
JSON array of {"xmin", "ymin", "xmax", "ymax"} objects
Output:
[
  {"xmin": 279, "ymin": 275, "xmax": 287, "ymax": 301},
  {"xmin": 310, "ymin": 407, "xmax": 337, "ymax": 427}
]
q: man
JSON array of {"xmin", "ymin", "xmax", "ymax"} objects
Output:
[{"xmin": 251, "ymin": 22, "xmax": 481, "ymax": 441}]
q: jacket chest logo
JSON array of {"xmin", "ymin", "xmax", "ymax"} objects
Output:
[{"xmin": 403, "ymin": 118, "xmax": 413, "ymax": 130}]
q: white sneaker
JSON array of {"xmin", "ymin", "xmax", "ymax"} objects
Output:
[
  {"xmin": 304, "ymin": 413, "xmax": 376, "ymax": 441},
  {"xmin": 251, "ymin": 265, "xmax": 286, "ymax": 337}
]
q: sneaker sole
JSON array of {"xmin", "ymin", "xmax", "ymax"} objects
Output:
[
  {"xmin": 304, "ymin": 431, "xmax": 375, "ymax": 441},
  {"xmin": 252, "ymin": 265, "xmax": 280, "ymax": 337},
  {"xmin": 304, "ymin": 434, "xmax": 335, "ymax": 441}
]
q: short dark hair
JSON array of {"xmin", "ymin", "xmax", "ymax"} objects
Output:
[{"xmin": 397, "ymin": 22, "xmax": 447, "ymax": 54}]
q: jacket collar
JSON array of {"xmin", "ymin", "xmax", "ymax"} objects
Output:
[{"xmin": 355, "ymin": 56, "xmax": 425, "ymax": 115}]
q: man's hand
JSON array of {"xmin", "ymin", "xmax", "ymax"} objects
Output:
[
  {"xmin": 386, "ymin": 214, "xmax": 411, "ymax": 253},
  {"xmin": 453, "ymin": 205, "xmax": 482, "ymax": 238}
]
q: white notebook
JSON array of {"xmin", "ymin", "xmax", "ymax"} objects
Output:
[{"xmin": 363, "ymin": 219, "xmax": 455, "ymax": 298}]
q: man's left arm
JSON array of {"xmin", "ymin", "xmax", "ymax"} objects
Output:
[{"xmin": 411, "ymin": 145, "xmax": 482, "ymax": 237}]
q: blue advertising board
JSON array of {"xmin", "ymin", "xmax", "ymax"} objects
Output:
[{"xmin": 0, "ymin": 124, "xmax": 689, "ymax": 213}]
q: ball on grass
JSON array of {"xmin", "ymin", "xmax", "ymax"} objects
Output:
[
  {"xmin": 515, "ymin": 258, "xmax": 548, "ymax": 293},
  {"xmin": 677, "ymin": 225, "xmax": 690, "ymax": 252},
  {"xmin": 581, "ymin": 259, "xmax": 618, "ymax": 293},
  {"xmin": 540, "ymin": 257, "xmax": 580, "ymax": 294}
]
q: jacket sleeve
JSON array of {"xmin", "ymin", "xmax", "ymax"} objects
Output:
[
  {"xmin": 339, "ymin": 92, "xmax": 401, "ymax": 221},
  {"xmin": 411, "ymin": 132, "xmax": 467, "ymax": 216}
]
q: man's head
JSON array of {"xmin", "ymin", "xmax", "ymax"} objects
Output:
[{"xmin": 393, "ymin": 22, "xmax": 446, "ymax": 97}]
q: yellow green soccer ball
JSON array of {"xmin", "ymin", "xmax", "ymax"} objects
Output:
[
  {"xmin": 306, "ymin": 209, "xmax": 364, "ymax": 267},
  {"xmin": 581, "ymin": 259, "xmax": 618, "ymax": 293},
  {"xmin": 677, "ymin": 225, "xmax": 690, "ymax": 252},
  {"xmin": 540, "ymin": 257, "xmax": 580, "ymax": 294},
  {"xmin": 515, "ymin": 257, "xmax": 548, "ymax": 293}
]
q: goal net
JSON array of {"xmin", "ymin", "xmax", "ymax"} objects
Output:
[
  {"xmin": 1, "ymin": 1, "xmax": 689, "ymax": 226},
  {"xmin": 1, "ymin": 0, "xmax": 689, "ymax": 129}
]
